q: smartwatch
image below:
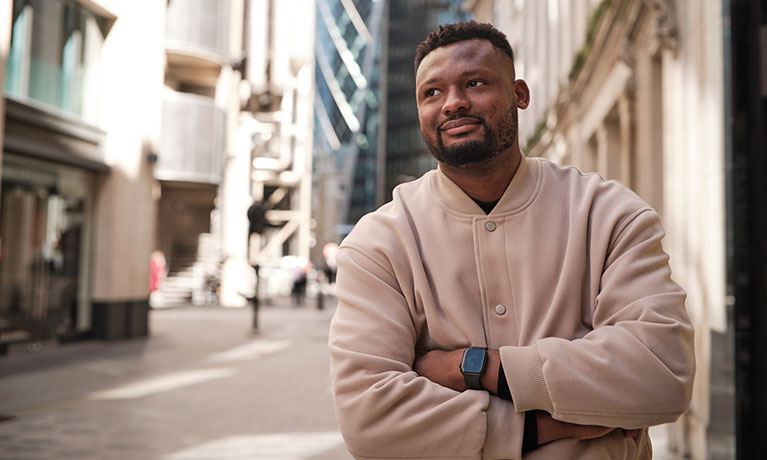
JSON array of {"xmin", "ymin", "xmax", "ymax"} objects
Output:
[{"xmin": 459, "ymin": 347, "xmax": 488, "ymax": 390}]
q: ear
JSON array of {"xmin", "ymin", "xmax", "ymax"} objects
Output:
[{"xmin": 513, "ymin": 79, "xmax": 530, "ymax": 110}]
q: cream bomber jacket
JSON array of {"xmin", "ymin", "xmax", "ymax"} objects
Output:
[{"xmin": 329, "ymin": 155, "xmax": 695, "ymax": 460}]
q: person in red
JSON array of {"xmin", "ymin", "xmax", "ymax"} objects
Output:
[{"xmin": 149, "ymin": 250, "xmax": 166, "ymax": 293}]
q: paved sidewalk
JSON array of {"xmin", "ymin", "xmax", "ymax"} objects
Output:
[
  {"xmin": 0, "ymin": 295, "xmax": 706, "ymax": 459},
  {"xmin": 0, "ymin": 297, "xmax": 352, "ymax": 460}
]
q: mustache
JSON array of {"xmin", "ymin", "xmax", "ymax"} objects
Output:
[{"xmin": 437, "ymin": 115, "xmax": 485, "ymax": 130}]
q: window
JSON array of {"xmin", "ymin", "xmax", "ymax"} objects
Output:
[
  {"xmin": 0, "ymin": 154, "xmax": 94, "ymax": 338},
  {"xmin": 4, "ymin": 0, "xmax": 108, "ymax": 123}
]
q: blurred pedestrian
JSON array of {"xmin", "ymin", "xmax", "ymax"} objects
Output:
[
  {"xmin": 149, "ymin": 250, "xmax": 166, "ymax": 293},
  {"xmin": 323, "ymin": 242, "xmax": 339, "ymax": 284},
  {"xmin": 329, "ymin": 21, "xmax": 694, "ymax": 459},
  {"xmin": 292, "ymin": 262, "xmax": 309, "ymax": 305}
]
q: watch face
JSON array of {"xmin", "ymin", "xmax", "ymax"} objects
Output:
[{"xmin": 462, "ymin": 348, "xmax": 486, "ymax": 374}]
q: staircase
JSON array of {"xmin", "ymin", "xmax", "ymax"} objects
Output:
[{"xmin": 150, "ymin": 234, "xmax": 220, "ymax": 308}]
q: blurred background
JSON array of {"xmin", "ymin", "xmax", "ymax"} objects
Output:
[{"xmin": 0, "ymin": 0, "xmax": 764, "ymax": 459}]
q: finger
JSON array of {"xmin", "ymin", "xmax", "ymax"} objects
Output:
[
  {"xmin": 623, "ymin": 429, "xmax": 640, "ymax": 438},
  {"xmin": 581, "ymin": 426, "xmax": 614, "ymax": 440}
]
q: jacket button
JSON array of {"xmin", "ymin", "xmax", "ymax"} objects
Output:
[
  {"xmin": 495, "ymin": 304, "xmax": 506, "ymax": 315},
  {"xmin": 485, "ymin": 221, "xmax": 497, "ymax": 232}
]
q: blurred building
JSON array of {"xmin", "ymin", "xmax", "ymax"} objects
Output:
[
  {"xmin": 312, "ymin": 0, "xmax": 470, "ymax": 259},
  {"xmin": 220, "ymin": 0, "xmax": 315, "ymax": 305},
  {"xmin": 382, "ymin": 0, "xmax": 470, "ymax": 202},
  {"xmin": 0, "ymin": 0, "xmax": 159, "ymax": 348},
  {"xmin": 152, "ymin": 0, "xmax": 236, "ymax": 308},
  {"xmin": 312, "ymin": 0, "xmax": 385, "ymax": 259},
  {"xmin": 0, "ymin": 0, "xmax": 316, "ymax": 349},
  {"xmin": 468, "ymin": 0, "xmax": 766, "ymax": 458}
]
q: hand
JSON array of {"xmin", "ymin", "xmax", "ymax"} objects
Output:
[
  {"xmin": 413, "ymin": 348, "xmax": 501, "ymax": 393},
  {"xmin": 413, "ymin": 349, "xmax": 466, "ymax": 391},
  {"xmin": 535, "ymin": 411, "xmax": 641, "ymax": 445}
]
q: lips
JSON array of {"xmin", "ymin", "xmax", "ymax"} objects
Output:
[{"xmin": 439, "ymin": 117, "xmax": 482, "ymax": 136}]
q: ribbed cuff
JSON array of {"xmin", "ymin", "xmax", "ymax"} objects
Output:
[
  {"xmin": 499, "ymin": 344, "xmax": 554, "ymax": 414},
  {"xmin": 483, "ymin": 396, "xmax": 525, "ymax": 459}
]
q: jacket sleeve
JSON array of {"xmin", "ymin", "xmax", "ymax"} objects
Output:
[
  {"xmin": 329, "ymin": 246, "xmax": 526, "ymax": 460},
  {"xmin": 501, "ymin": 208, "xmax": 695, "ymax": 429}
]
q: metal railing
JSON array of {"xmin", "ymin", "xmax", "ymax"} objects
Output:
[
  {"xmin": 156, "ymin": 92, "xmax": 226, "ymax": 184},
  {"xmin": 165, "ymin": 0, "xmax": 230, "ymax": 62}
]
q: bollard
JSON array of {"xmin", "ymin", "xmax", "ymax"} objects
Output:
[
  {"xmin": 251, "ymin": 295, "xmax": 259, "ymax": 329},
  {"xmin": 251, "ymin": 264, "xmax": 260, "ymax": 330}
]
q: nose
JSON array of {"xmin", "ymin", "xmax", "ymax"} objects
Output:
[{"xmin": 442, "ymin": 87, "xmax": 470, "ymax": 115}]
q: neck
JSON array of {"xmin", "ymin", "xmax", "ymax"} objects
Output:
[{"xmin": 439, "ymin": 149, "xmax": 522, "ymax": 203}]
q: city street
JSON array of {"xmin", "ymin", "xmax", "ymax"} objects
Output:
[{"xmin": 0, "ymin": 297, "xmax": 353, "ymax": 460}]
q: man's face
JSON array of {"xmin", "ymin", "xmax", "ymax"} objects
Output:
[{"xmin": 415, "ymin": 39, "xmax": 528, "ymax": 169}]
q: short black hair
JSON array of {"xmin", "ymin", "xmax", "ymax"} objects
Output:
[{"xmin": 414, "ymin": 21, "xmax": 515, "ymax": 74}]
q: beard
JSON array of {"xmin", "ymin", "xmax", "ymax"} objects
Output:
[{"xmin": 423, "ymin": 107, "xmax": 518, "ymax": 169}]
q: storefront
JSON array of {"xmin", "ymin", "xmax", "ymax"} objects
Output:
[
  {"xmin": 0, "ymin": 154, "xmax": 94, "ymax": 349},
  {"xmin": 0, "ymin": 0, "xmax": 114, "ymax": 352}
]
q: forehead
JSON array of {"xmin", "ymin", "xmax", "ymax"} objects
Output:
[{"xmin": 415, "ymin": 39, "xmax": 512, "ymax": 86}]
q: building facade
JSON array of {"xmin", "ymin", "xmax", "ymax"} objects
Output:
[
  {"xmin": 151, "ymin": 0, "xmax": 234, "ymax": 308},
  {"xmin": 0, "ymin": 0, "xmax": 158, "ymax": 347},
  {"xmin": 0, "ymin": 0, "xmax": 316, "ymax": 348},
  {"xmin": 468, "ymin": 0, "xmax": 733, "ymax": 458}
]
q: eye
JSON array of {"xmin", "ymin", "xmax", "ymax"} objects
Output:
[
  {"xmin": 467, "ymin": 80, "xmax": 485, "ymax": 88},
  {"xmin": 424, "ymin": 88, "xmax": 442, "ymax": 98}
]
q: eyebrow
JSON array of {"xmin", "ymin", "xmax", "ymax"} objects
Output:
[{"xmin": 417, "ymin": 69, "xmax": 487, "ymax": 89}]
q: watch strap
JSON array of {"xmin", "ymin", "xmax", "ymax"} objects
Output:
[{"xmin": 464, "ymin": 372, "xmax": 483, "ymax": 390}]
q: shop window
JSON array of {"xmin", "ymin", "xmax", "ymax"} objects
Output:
[{"xmin": 0, "ymin": 155, "xmax": 93, "ymax": 342}]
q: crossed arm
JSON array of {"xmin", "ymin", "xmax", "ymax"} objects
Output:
[
  {"xmin": 330, "ymin": 209, "xmax": 695, "ymax": 458},
  {"xmin": 413, "ymin": 348, "xmax": 639, "ymax": 447}
]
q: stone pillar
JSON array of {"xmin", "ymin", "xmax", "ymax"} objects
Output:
[
  {"xmin": 633, "ymin": 48, "xmax": 665, "ymax": 216},
  {"xmin": 596, "ymin": 115, "xmax": 621, "ymax": 181},
  {"xmin": 91, "ymin": 0, "xmax": 165, "ymax": 338},
  {"xmin": 617, "ymin": 94, "xmax": 633, "ymax": 187},
  {"xmin": 596, "ymin": 125, "xmax": 608, "ymax": 177}
]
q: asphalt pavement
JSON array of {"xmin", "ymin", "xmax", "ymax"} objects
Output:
[{"xmin": 0, "ymin": 296, "xmax": 353, "ymax": 460}]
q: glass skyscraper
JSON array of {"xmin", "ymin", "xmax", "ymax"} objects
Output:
[
  {"xmin": 383, "ymin": 0, "xmax": 470, "ymax": 202},
  {"xmin": 313, "ymin": 0, "xmax": 384, "ymax": 240},
  {"xmin": 312, "ymin": 0, "xmax": 470, "ymax": 249}
]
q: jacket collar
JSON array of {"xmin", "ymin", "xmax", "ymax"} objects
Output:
[{"xmin": 429, "ymin": 154, "xmax": 541, "ymax": 215}]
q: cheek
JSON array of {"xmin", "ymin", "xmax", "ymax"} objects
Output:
[
  {"xmin": 418, "ymin": 103, "xmax": 440, "ymax": 123},
  {"xmin": 487, "ymin": 104, "xmax": 513, "ymax": 125},
  {"xmin": 417, "ymin": 112, "xmax": 435, "ymax": 134}
]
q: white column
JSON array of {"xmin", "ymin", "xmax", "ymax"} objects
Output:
[
  {"xmin": 296, "ymin": 64, "xmax": 315, "ymax": 261},
  {"xmin": 219, "ymin": 0, "xmax": 253, "ymax": 307},
  {"xmin": 219, "ymin": 114, "xmax": 254, "ymax": 307}
]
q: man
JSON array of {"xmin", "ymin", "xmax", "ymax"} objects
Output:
[{"xmin": 329, "ymin": 21, "xmax": 694, "ymax": 459}]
